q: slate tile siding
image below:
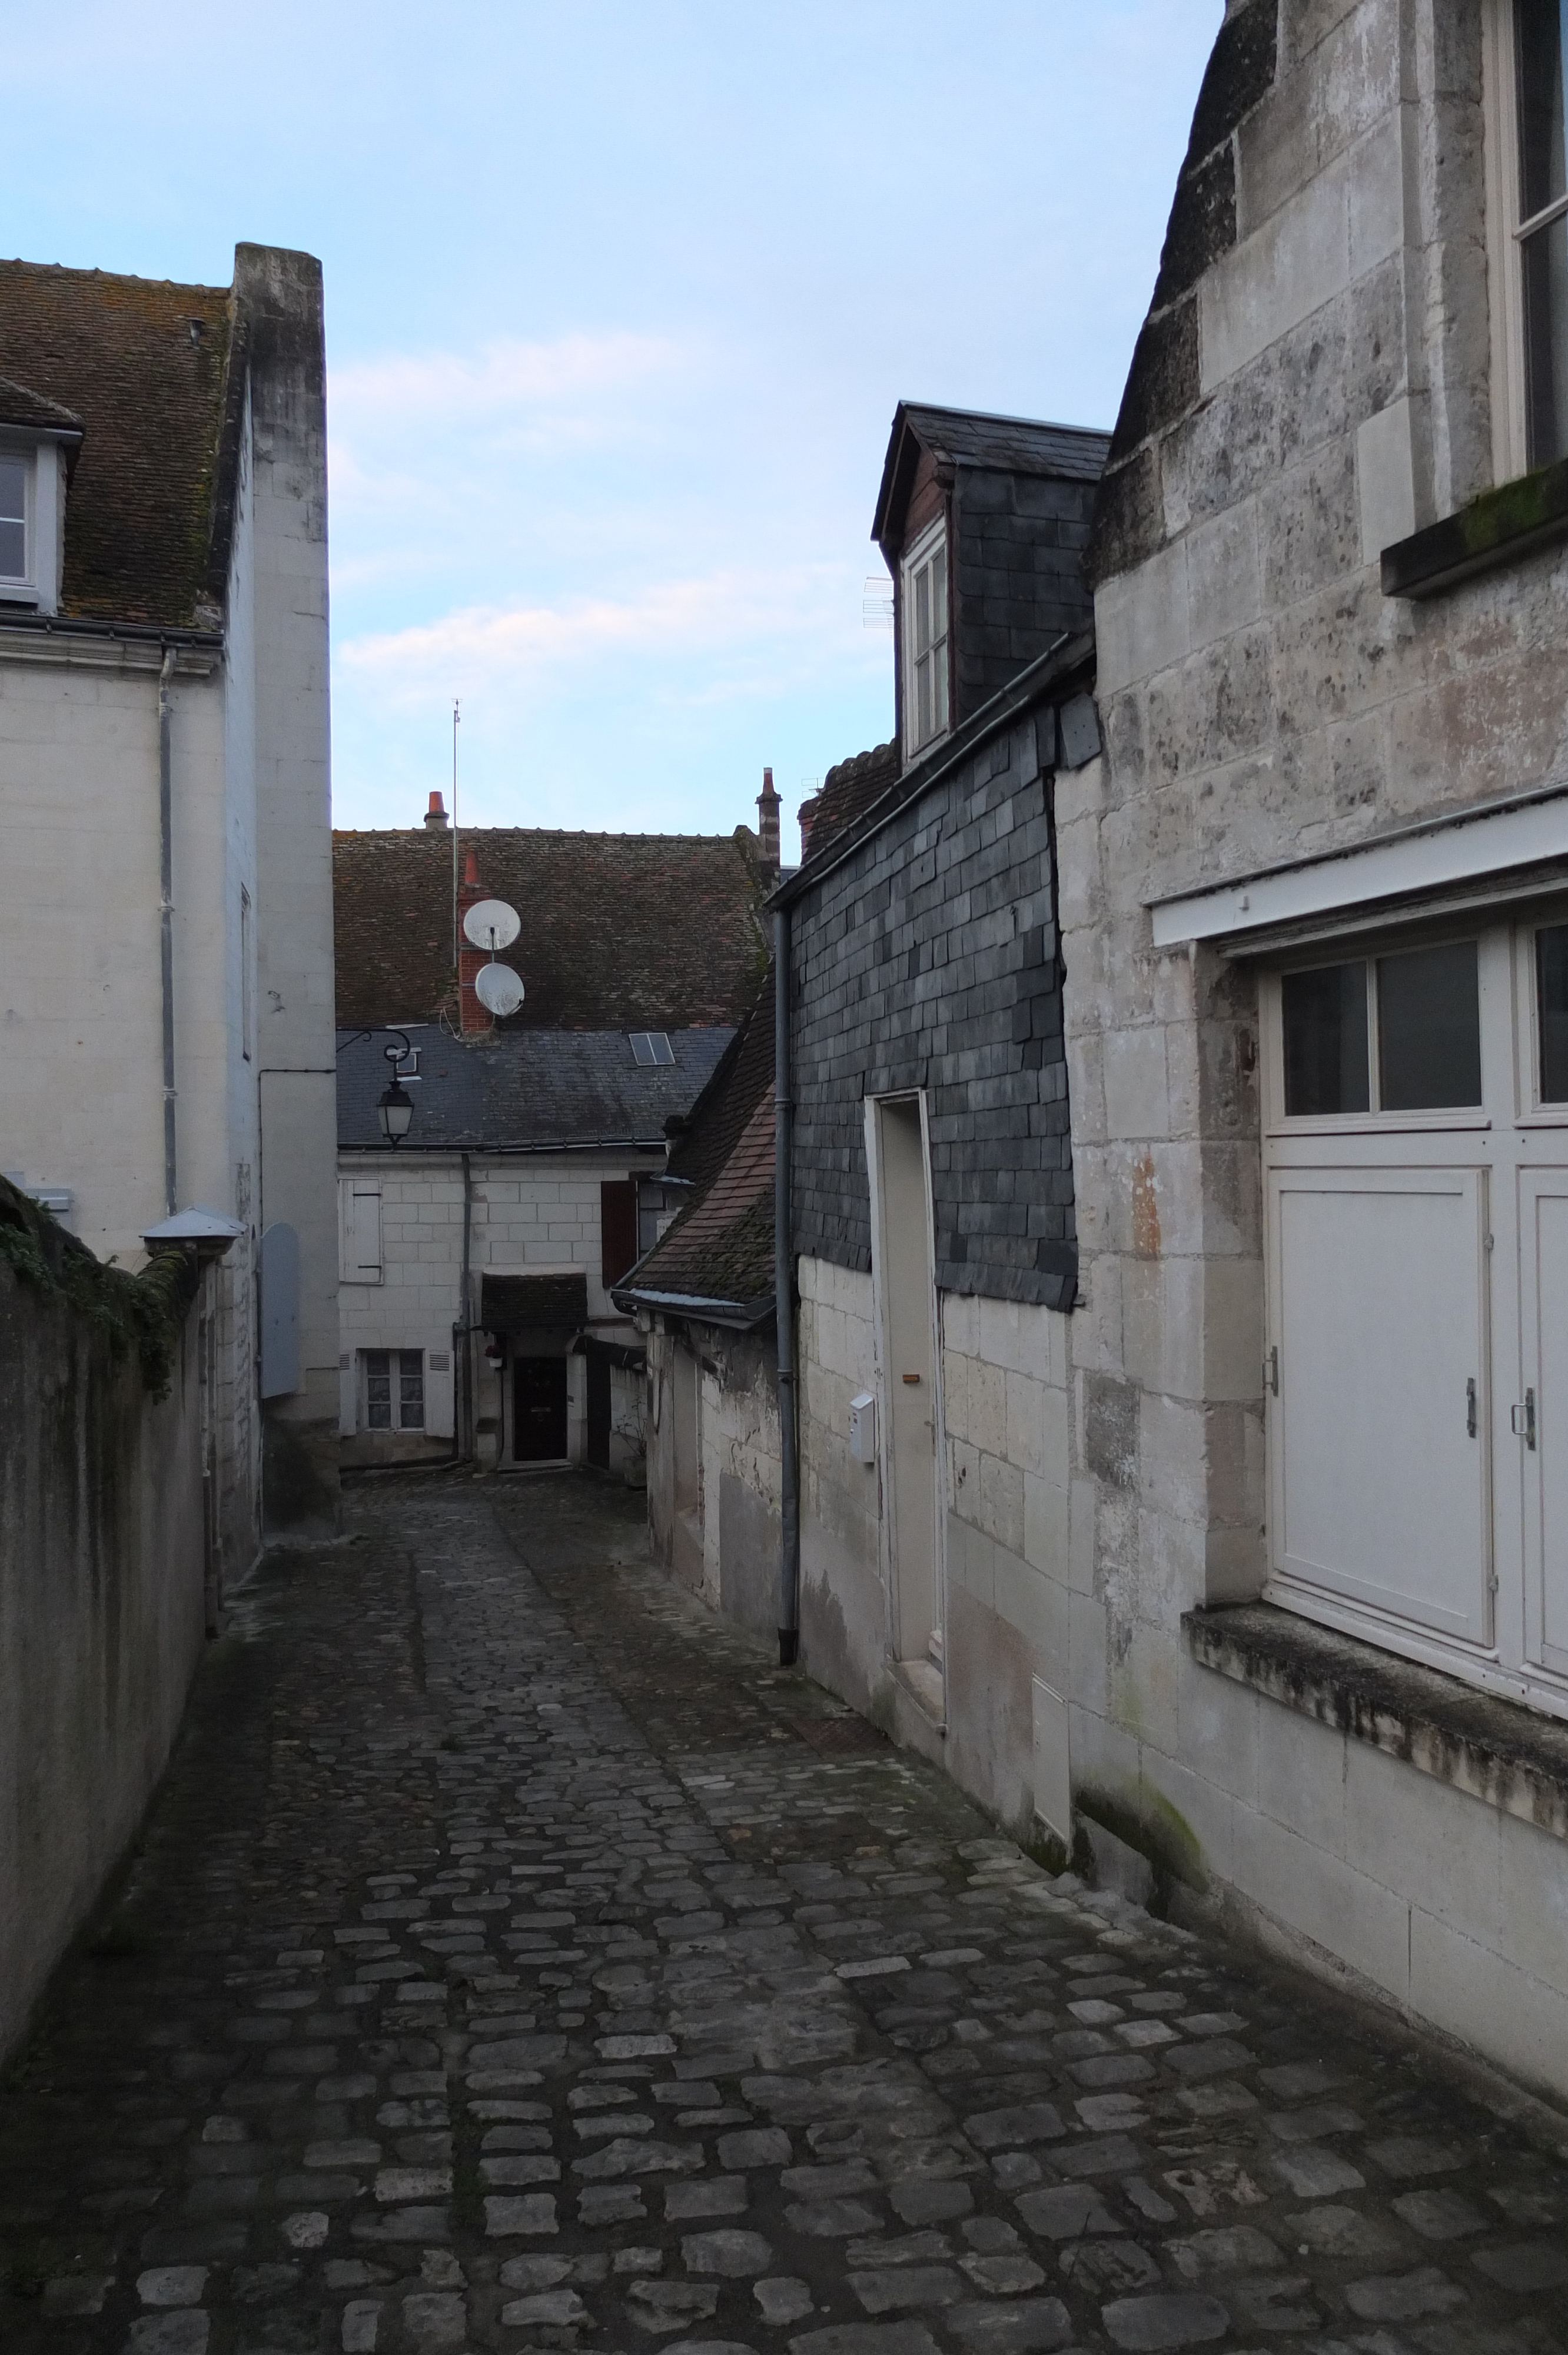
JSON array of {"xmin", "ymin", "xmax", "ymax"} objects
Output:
[
  {"xmin": 953, "ymin": 470, "xmax": 1098, "ymax": 722},
  {"xmin": 790, "ymin": 715, "xmax": 1077, "ymax": 1312}
]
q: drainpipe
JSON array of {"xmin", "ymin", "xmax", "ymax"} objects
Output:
[
  {"xmin": 773, "ymin": 913, "xmax": 800, "ymax": 1667},
  {"xmin": 457, "ymin": 1149, "xmax": 474, "ymax": 1460},
  {"xmin": 158, "ymin": 647, "xmax": 177, "ymax": 1216}
]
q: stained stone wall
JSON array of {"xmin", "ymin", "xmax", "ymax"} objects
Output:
[{"xmin": 1060, "ymin": 0, "xmax": 1568, "ymax": 2091}]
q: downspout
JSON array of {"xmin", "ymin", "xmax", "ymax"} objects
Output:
[
  {"xmin": 773, "ymin": 914, "xmax": 800, "ymax": 1667},
  {"xmin": 158, "ymin": 647, "xmax": 178, "ymax": 1215},
  {"xmin": 457, "ymin": 1149, "xmax": 474, "ymax": 1461}
]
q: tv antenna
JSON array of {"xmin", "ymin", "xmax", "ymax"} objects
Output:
[
  {"xmin": 463, "ymin": 894, "xmax": 526, "ymax": 1019},
  {"xmin": 450, "ymin": 699, "xmax": 461, "ymax": 972}
]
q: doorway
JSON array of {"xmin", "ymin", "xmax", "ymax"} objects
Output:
[
  {"xmin": 873, "ymin": 1096, "xmax": 941, "ymax": 1679},
  {"xmin": 513, "ymin": 1355, "xmax": 569, "ymax": 1462}
]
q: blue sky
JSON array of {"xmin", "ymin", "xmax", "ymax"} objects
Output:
[{"xmin": 14, "ymin": 2, "xmax": 1219, "ymax": 858}]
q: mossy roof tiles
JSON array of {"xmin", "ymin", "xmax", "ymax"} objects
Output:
[
  {"xmin": 0, "ymin": 260, "xmax": 232, "ymax": 625},
  {"xmin": 333, "ymin": 827, "xmax": 769, "ymax": 1033}
]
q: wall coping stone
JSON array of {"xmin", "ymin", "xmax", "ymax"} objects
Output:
[
  {"xmin": 1381, "ymin": 457, "xmax": 1568, "ymax": 599},
  {"xmin": 1184, "ymin": 1601, "xmax": 1568, "ymax": 1842}
]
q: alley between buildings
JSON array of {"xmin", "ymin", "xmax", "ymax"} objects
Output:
[{"xmin": 2, "ymin": 1477, "xmax": 1566, "ymax": 2355}]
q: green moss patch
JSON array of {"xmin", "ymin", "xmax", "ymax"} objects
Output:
[{"xmin": 0, "ymin": 1176, "xmax": 197, "ymax": 1399}]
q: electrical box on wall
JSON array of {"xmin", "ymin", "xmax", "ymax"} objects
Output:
[{"xmin": 849, "ymin": 1392, "xmax": 877, "ymax": 1465}]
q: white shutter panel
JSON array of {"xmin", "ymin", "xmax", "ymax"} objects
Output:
[{"xmin": 340, "ymin": 1182, "xmax": 383, "ymax": 1283}]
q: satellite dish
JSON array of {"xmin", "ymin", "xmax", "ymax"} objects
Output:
[
  {"xmin": 464, "ymin": 897, "xmax": 521, "ymax": 951},
  {"xmin": 474, "ymin": 963, "xmax": 526, "ymax": 1018}
]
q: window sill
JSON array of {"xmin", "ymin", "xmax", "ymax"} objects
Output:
[
  {"xmin": 1382, "ymin": 456, "xmax": 1568, "ymax": 599},
  {"xmin": 1183, "ymin": 1601, "xmax": 1568, "ymax": 1841}
]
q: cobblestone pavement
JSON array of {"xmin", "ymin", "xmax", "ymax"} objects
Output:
[{"xmin": 4, "ymin": 1475, "xmax": 1568, "ymax": 2355}]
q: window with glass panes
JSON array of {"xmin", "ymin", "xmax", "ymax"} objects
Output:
[
  {"xmin": 1261, "ymin": 912, "xmax": 1568, "ymax": 1721},
  {"xmin": 0, "ymin": 455, "xmax": 26, "ymax": 582},
  {"xmin": 902, "ymin": 522, "xmax": 949, "ymax": 754},
  {"xmin": 364, "ymin": 1348, "xmax": 424, "ymax": 1430},
  {"xmin": 1489, "ymin": 2, "xmax": 1568, "ymax": 470}
]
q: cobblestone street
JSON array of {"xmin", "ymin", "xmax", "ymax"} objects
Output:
[{"xmin": 4, "ymin": 1476, "xmax": 1567, "ymax": 2355}]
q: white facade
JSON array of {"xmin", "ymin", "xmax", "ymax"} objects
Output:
[
  {"xmin": 337, "ymin": 1148, "xmax": 663, "ymax": 1471},
  {"xmin": 0, "ymin": 244, "xmax": 338, "ymax": 1565}
]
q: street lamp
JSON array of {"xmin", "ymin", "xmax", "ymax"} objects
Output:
[
  {"xmin": 377, "ymin": 1077, "xmax": 414, "ymax": 1145},
  {"xmin": 377, "ymin": 1031, "xmax": 416, "ymax": 1146}
]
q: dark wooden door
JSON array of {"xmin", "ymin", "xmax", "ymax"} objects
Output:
[
  {"xmin": 513, "ymin": 1356, "xmax": 568, "ymax": 1462},
  {"xmin": 585, "ymin": 1351, "xmax": 612, "ymax": 1469}
]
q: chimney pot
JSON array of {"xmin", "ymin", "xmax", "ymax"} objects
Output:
[{"xmin": 425, "ymin": 791, "xmax": 450, "ymax": 830}]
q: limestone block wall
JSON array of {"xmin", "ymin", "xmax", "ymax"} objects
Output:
[
  {"xmin": 644, "ymin": 1322, "xmax": 782, "ymax": 1638},
  {"xmin": 0, "ymin": 1229, "xmax": 205, "ymax": 2069},
  {"xmin": 940, "ymin": 1293, "xmax": 1074, "ymax": 1836},
  {"xmin": 797, "ymin": 1255, "xmax": 884, "ymax": 1712},
  {"xmin": 1058, "ymin": 0, "xmax": 1568, "ymax": 2098}
]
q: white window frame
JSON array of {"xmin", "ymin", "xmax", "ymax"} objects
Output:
[
  {"xmin": 901, "ymin": 515, "xmax": 951, "ymax": 757},
  {"xmin": 0, "ymin": 437, "xmax": 64, "ymax": 612},
  {"xmin": 1484, "ymin": 0, "xmax": 1568, "ymax": 480},
  {"xmin": 1261, "ymin": 900, "xmax": 1568, "ymax": 1723},
  {"xmin": 362, "ymin": 1346, "xmax": 426, "ymax": 1432}
]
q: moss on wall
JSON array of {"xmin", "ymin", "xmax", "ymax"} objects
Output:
[{"xmin": 0, "ymin": 1177, "xmax": 197, "ymax": 1397}]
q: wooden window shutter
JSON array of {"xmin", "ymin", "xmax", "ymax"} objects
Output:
[{"xmin": 600, "ymin": 1180, "xmax": 639, "ymax": 1287}]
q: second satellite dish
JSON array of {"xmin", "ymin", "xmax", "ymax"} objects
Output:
[
  {"xmin": 474, "ymin": 963, "xmax": 526, "ymax": 1018},
  {"xmin": 463, "ymin": 897, "xmax": 521, "ymax": 951}
]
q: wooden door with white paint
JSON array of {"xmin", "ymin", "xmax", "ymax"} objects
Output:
[
  {"xmin": 1520, "ymin": 1169, "xmax": 1568, "ymax": 1677},
  {"xmin": 1269, "ymin": 1165, "xmax": 1492, "ymax": 1644}
]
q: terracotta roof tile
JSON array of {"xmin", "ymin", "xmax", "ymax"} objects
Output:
[
  {"xmin": 333, "ymin": 826, "xmax": 770, "ymax": 1033},
  {"xmin": 619, "ymin": 965, "xmax": 777, "ymax": 1318},
  {"xmin": 0, "ymin": 260, "xmax": 232, "ymax": 625},
  {"xmin": 797, "ymin": 742, "xmax": 899, "ymax": 864}
]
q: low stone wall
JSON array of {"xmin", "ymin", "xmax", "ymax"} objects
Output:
[{"xmin": 0, "ymin": 1185, "xmax": 205, "ymax": 2066}]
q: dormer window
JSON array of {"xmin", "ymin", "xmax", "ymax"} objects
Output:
[
  {"xmin": 630, "ymin": 1031, "xmax": 675, "ymax": 1067},
  {"xmin": 0, "ymin": 455, "xmax": 26, "ymax": 583},
  {"xmin": 902, "ymin": 518, "xmax": 950, "ymax": 754}
]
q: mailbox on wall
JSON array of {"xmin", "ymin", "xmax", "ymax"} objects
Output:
[{"xmin": 849, "ymin": 1392, "xmax": 877, "ymax": 1465}]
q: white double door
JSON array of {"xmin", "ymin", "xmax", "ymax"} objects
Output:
[{"xmin": 1268, "ymin": 1150, "xmax": 1568, "ymax": 1696}]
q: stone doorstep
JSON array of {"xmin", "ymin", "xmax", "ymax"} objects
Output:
[{"xmin": 1184, "ymin": 1602, "xmax": 1568, "ymax": 1842}]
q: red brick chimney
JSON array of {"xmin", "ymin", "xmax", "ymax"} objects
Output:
[
  {"xmin": 425, "ymin": 791, "xmax": 450, "ymax": 830},
  {"xmin": 457, "ymin": 848, "xmax": 491, "ymax": 1035},
  {"xmin": 756, "ymin": 767, "xmax": 780, "ymax": 875},
  {"xmin": 797, "ymin": 787, "xmax": 821, "ymax": 864}
]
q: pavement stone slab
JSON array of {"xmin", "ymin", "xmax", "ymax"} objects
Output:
[{"xmin": 1, "ymin": 1474, "xmax": 1566, "ymax": 2355}]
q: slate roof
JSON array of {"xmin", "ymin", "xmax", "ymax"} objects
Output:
[
  {"xmin": 872, "ymin": 402, "xmax": 1112, "ymax": 546},
  {"xmin": 337, "ymin": 1026, "xmax": 732, "ymax": 1153},
  {"xmin": 616, "ymin": 967, "xmax": 776, "ymax": 1324},
  {"xmin": 0, "ymin": 260, "xmax": 233, "ymax": 626},
  {"xmin": 798, "ymin": 742, "xmax": 900, "ymax": 864},
  {"xmin": 333, "ymin": 827, "xmax": 770, "ymax": 1033}
]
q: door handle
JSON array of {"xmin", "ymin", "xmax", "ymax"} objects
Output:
[
  {"xmin": 1512, "ymin": 1390, "xmax": 1537, "ymax": 1451},
  {"xmin": 1467, "ymin": 1378, "xmax": 1477, "ymax": 1439},
  {"xmin": 1265, "ymin": 1346, "xmax": 1279, "ymax": 1398}
]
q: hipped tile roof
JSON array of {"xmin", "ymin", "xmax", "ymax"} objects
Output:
[
  {"xmin": 0, "ymin": 260, "xmax": 232, "ymax": 625},
  {"xmin": 617, "ymin": 964, "xmax": 777, "ymax": 1321},
  {"xmin": 798, "ymin": 741, "xmax": 899, "ymax": 864},
  {"xmin": 333, "ymin": 827, "xmax": 770, "ymax": 1033}
]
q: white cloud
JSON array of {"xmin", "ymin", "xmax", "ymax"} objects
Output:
[
  {"xmin": 338, "ymin": 562, "xmax": 872, "ymax": 702},
  {"xmin": 331, "ymin": 329, "xmax": 690, "ymax": 426}
]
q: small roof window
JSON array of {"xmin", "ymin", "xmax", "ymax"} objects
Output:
[{"xmin": 629, "ymin": 1031, "xmax": 675, "ymax": 1067}]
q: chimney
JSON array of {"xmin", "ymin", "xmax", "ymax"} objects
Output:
[
  {"xmin": 797, "ymin": 788, "xmax": 820, "ymax": 865},
  {"xmin": 425, "ymin": 791, "xmax": 450, "ymax": 830},
  {"xmin": 756, "ymin": 767, "xmax": 780, "ymax": 875},
  {"xmin": 456, "ymin": 848, "xmax": 491, "ymax": 1035}
]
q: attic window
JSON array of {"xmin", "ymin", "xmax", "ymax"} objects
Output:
[
  {"xmin": 0, "ymin": 455, "xmax": 27, "ymax": 582},
  {"xmin": 630, "ymin": 1031, "xmax": 675, "ymax": 1067},
  {"xmin": 902, "ymin": 516, "xmax": 949, "ymax": 754}
]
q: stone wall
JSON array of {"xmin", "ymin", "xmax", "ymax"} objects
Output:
[
  {"xmin": 1059, "ymin": 0, "xmax": 1568, "ymax": 2097},
  {"xmin": 0, "ymin": 1208, "xmax": 205, "ymax": 2067},
  {"xmin": 645, "ymin": 1322, "xmax": 783, "ymax": 1641}
]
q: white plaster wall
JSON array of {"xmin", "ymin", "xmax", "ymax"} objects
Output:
[
  {"xmin": 0, "ymin": 647, "xmax": 222, "ymax": 1262},
  {"xmin": 797, "ymin": 1255, "xmax": 885, "ymax": 1710}
]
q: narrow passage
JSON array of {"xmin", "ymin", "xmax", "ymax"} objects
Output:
[{"xmin": 2, "ymin": 1477, "xmax": 1566, "ymax": 2355}]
